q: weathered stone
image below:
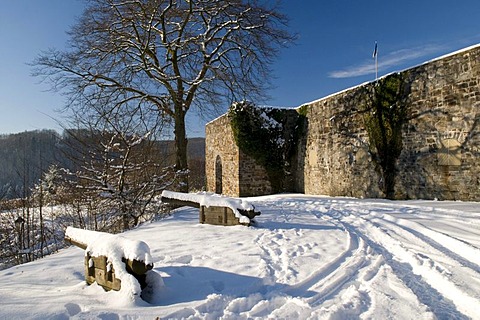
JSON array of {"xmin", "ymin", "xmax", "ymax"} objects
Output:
[
  {"xmin": 205, "ymin": 115, "xmax": 272, "ymax": 197},
  {"xmin": 206, "ymin": 45, "xmax": 480, "ymax": 201}
]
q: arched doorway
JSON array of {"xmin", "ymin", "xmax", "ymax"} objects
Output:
[{"xmin": 215, "ymin": 155, "xmax": 223, "ymax": 194}]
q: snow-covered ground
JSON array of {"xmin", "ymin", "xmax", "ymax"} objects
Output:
[{"xmin": 1, "ymin": 194, "xmax": 479, "ymax": 319}]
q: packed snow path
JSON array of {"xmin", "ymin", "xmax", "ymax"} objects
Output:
[{"xmin": 1, "ymin": 195, "xmax": 479, "ymax": 319}]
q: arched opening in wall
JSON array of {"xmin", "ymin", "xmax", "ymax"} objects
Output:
[{"xmin": 215, "ymin": 155, "xmax": 223, "ymax": 194}]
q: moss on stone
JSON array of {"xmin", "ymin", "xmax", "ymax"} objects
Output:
[
  {"xmin": 361, "ymin": 73, "xmax": 411, "ymax": 199},
  {"xmin": 228, "ymin": 101, "xmax": 299, "ymax": 193},
  {"xmin": 297, "ymin": 105, "xmax": 309, "ymax": 117}
]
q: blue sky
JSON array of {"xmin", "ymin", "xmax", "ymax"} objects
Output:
[{"xmin": 1, "ymin": 1, "xmax": 479, "ymax": 137}]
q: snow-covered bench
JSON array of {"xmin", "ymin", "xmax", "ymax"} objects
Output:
[
  {"xmin": 64, "ymin": 227, "xmax": 154, "ymax": 295},
  {"xmin": 161, "ymin": 190, "xmax": 261, "ymax": 226}
]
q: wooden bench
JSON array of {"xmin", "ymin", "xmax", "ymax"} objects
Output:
[
  {"xmin": 65, "ymin": 229, "xmax": 153, "ymax": 292},
  {"xmin": 161, "ymin": 191, "xmax": 261, "ymax": 226}
]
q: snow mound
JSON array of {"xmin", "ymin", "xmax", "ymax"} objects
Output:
[
  {"xmin": 161, "ymin": 190, "xmax": 255, "ymax": 224},
  {"xmin": 65, "ymin": 227, "xmax": 159, "ymax": 303}
]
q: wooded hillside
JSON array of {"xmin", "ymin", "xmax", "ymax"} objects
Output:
[{"xmin": 0, "ymin": 130, "xmax": 205, "ymax": 200}]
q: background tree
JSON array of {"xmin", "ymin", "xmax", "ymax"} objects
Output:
[
  {"xmin": 0, "ymin": 130, "xmax": 61, "ymax": 200},
  {"xmin": 59, "ymin": 98, "xmax": 173, "ymax": 231},
  {"xmin": 33, "ymin": 0, "xmax": 294, "ymax": 191}
]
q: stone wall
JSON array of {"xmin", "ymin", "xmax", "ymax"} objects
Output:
[
  {"xmin": 299, "ymin": 44, "xmax": 480, "ymax": 201},
  {"xmin": 205, "ymin": 44, "xmax": 480, "ymax": 201},
  {"xmin": 296, "ymin": 89, "xmax": 383, "ymax": 198},
  {"xmin": 205, "ymin": 115, "xmax": 240, "ymax": 196},
  {"xmin": 238, "ymin": 151, "xmax": 272, "ymax": 196},
  {"xmin": 205, "ymin": 115, "xmax": 271, "ymax": 196},
  {"xmin": 396, "ymin": 46, "xmax": 480, "ymax": 200}
]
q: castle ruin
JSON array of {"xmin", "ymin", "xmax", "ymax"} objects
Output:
[{"xmin": 205, "ymin": 44, "xmax": 480, "ymax": 201}]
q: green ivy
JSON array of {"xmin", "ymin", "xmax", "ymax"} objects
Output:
[
  {"xmin": 297, "ymin": 105, "xmax": 309, "ymax": 117},
  {"xmin": 362, "ymin": 73, "xmax": 411, "ymax": 199},
  {"xmin": 228, "ymin": 101, "xmax": 297, "ymax": 192}
]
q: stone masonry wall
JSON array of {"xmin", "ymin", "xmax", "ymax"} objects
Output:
[
  {"xmin": 205, "ymin": 114, "xmax": 272, "ymax": 197},
  {"xmin": 205, "ymin": 115, "xmax": 240, "ymax": 196},
  {"xmin": 296, "ymin": 89, "xmax": 383, "ymax": 198},
  {"xmin": 298, "ymin": 44, "xmax": 480, "ymax": 201},
  {"xmin": 396, "ymin": 46, "xmax": 480, "ymax": 200},
  {"xmin": 205, "ymin": 45, "xmax": 479, "ymax": 201},
  {"xmin": 238, "ymin": 151, "xmax": 272, "ymax": 196}
]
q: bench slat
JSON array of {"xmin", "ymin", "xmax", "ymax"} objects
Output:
[{"xmin": 160, "ymin": 196, "xmax": 201, "ymax": 208}]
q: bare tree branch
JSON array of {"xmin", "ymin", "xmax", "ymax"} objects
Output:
[{"xmin": 32, "ymin": 0, "xmax": 295, "ymax": 191}]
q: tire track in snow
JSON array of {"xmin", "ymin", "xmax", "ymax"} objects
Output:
[
  {"xmin": 350, "ymin": 200, "xmax": 480, "ymax": 249},
  {"xmin": 335, "ymin": 207, "xmax": 476, "ymax": 319},
  {"xmin": 251, "ymin": 200, "xmax": 378, "ymax": 318},
  {"xmin": 369, "ymin": 214, "xmax": 480, "ymax": 297},
  {"xmin": 303, "ymin": 235, "xmax": 372, "ymax": 307},
  {"xmin": 403, "ymin": 224, "xmax": 480, "ymax": 274},
  {"xmin": 206, "ymin": 198, "xmax": 478, "ymax": 319},
  {"xmin": 273, "ymin": 206, "xmax": 384, "ymax": 318},
  {"xmin": 251, "ymin": 214, "xmax": 377, "ymax": 318},
  {"xmin": 366, "ymin": 215, "xmax": 480, "ymax": 304},
  {"xmin": 374, "ymin": 213, "xmax": 480, "ymax": 273}
]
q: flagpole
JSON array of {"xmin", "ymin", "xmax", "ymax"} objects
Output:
[{"xmin": 373, "ymin": 41, "xmax": 378, "ymax": 83}]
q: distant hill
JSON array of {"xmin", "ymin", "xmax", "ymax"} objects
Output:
[
  {"xmin": 187, "ymin": 137, "xmax": 206, "ymax": 159},
  {"xmin": 0, "ymin": 130, "xmax": 205, "ymax": 199},
  {"xmin": 0, "ymin": 130, "xmax": 61, "ymax": 199}
]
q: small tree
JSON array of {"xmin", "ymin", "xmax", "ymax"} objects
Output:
[{"xmin": 61, "ymin": 129, "xmax": 172, "ymax": 231}]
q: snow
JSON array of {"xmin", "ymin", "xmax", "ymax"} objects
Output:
[
  {"xmin": 65, "ymin": 227, "xmax": 153, "ymax": 266},
  {"xmin": 1, "ymin": 194, "xmax": 480, "ymax": 319},
  {"xmin": 65, "ymin": 227, "xmax": 157, "ymax": 302},
  {"xmin": 424, "ymin": 43, "xmax": 480, "ymax": 65},
  {"xmin": 162, "ymin": 190, "xmax": 255, "ymax": 223},
  {"xmin": 259, "ymin": 110, "xmax": 282, "ymax": 130}
]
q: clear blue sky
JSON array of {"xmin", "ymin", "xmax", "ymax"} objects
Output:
[{"xmin": 1, "ymin": 0, "xmax": 480, "ymax": 137}]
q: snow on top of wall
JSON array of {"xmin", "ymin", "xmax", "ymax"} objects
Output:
[
  {"xmin": 206, "ymin": 44, "xmax": 480, "ymax": 131},
  {"xmin": 205, "ymin": 102, "xmax": 297, "ymax": 127},
  {"xmin": 65, "ymin": 227, "xmax": 155, "ymax": 302},
  {"xmin": 298, "ymin": 80, "xmax": 373, "ymax": 108},
  {"xmin": 161, "ymin": 190, "xmax": 254, "ymax": 224},
  {"xmin": 299, "ymin": 43, "xmax": 480, "ymax": 108},
  {"xmin": 205, "ymin": 113, "xmax": 228, "ymax": 126},
  {"xmin": 425, "ymin": 43, "xmax": 480, "ymax": 64}
]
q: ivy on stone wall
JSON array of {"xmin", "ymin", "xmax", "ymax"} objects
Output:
[
  {"xmin": 228, "ymin": 101, "xmax": 298, "ymax": 193},
  {"xmin": 361, "ymin": 73, "xmax": 411, "ymax": 199}
]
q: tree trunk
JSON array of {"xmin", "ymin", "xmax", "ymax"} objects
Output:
[
  {"xmin": 383, "ymin": 160, "xmax": 397, "ymax": 200},
  {"xmin": 174, "ymin": 107, "xmax": 189, "ymax": 193}
]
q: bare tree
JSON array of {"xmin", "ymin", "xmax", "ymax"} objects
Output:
[
  {"xmin": 59, "ymin": 99, "xmax": 174, "ymax": 231},
  {"xmin": 32, "ymin": 0, "xmax": 294, "ymax": 191}
]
